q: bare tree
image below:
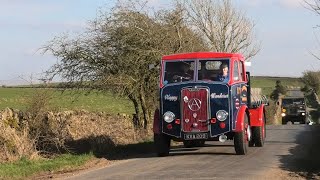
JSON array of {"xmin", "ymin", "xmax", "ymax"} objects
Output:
[
  {"xmin": 177, "ymin": 0, "xmax": 260, "ymax": 60},
  {"xmin": 304, "ymin": 0, "xmax": 320, "ymax": 60},
  {"xmin": 42, "ymin": 1, "xmax": 206, "ymax": 129},
  {"xmin": 304, "ymin": 0, "xmax": 320, "ymax": 14}
]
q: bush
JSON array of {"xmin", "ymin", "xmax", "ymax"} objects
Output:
[
  {"xmin": 0, "ymin": 109, "xmax": 38, "ymax": 162},
  {"xmin": 265, "ymin": 100, "xmax": 281, "ymax": 125}
]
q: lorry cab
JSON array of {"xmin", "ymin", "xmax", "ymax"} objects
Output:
[{"xmin": 154, "ymin": 52, "xmax": 267, "ymax": 156}]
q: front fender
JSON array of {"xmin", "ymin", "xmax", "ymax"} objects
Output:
[
  {"xmin": 249, "ymin": 104, "xmax": 265, "ymax": 127},
  {"xmin": 234, "ymin": 105, "xmax": 248, "ymax": 132},
  {"xmin": 153, "ymin": 108, "xmax": 160, "ymax": 134}
]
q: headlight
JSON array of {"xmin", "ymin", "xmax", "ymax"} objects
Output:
[
  {"xmin": 163, "ymin": 111, "xmax": 175, "ymax": 123},
  {"xmin": 281, "ymin": 113, "xmax": 286, "ymax": 117},
  {"xmin": 216, "ymin": 110, "xmax": 228, "ymax": 121},
  {"xmin": 282, "ymin": 109, "xmax": 286, "ymax": 112},
  {"xmin": 302, "ymin": 113, "xmax": 306, "ymax": 116}
]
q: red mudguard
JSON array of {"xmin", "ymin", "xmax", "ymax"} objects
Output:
[
  {"xmin": 248, "ymin": 104, "xmax": 265, "ymax": 127},
  {"xmin": 153, "ymin": 108, "xmax": 160, "ymax": 134},
  {"xmin": 234, "ymin": 105, "xmax": 247, "ymax": 132}
]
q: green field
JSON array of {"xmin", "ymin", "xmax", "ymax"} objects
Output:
[
  {"xmin": 0, "ymin": 88, "xmax": 134, "ymax": 115},
  {"xmin": 251, "ymin": 76, "xmax": 303, "ymax": 96},
  {"xmin": 0, "ymin": 76, "xmax": 303, "ymax": 113}
]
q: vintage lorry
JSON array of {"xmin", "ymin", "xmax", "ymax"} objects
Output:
[{"xmin": 153, "ymin": 52, "xmax": 268, "ymax": 156}]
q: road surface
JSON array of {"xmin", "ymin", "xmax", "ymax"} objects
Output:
[{"xmin": 62, "ymin": 125, "xmax": 320, "ymax": 180}]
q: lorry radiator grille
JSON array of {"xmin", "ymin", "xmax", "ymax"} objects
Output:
[{"xmin": 181, "ymin": 87, "xmax": 209, "ymax": 132}]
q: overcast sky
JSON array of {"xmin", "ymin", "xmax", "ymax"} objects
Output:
[{"xmin": 0, "ymin": 0, "xmax": 320, "ymax": 85}]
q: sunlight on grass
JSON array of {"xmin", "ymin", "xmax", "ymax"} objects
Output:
[
  {"xmin": 0, "ymin": 88, "xmax": 134, "ymax": 115},
  {"xmin": 0, "ymin": 154, "xmax": 93, "ymax": 179}
]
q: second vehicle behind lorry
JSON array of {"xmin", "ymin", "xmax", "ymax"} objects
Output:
[{"xmin": 281, "ymin": 91, "xmax": 307, "ymax": 124}]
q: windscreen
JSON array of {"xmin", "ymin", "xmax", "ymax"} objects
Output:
[
  {"xmin": 163, "ymin": 61, "xmax": 195, "ymax": 84},
  {"xmin": 163, "ymin": 59, "xmax": 230, "ymax": 85},
  {"xmin": 282, "ymin": 98, "xmax": 305, "ymax": 106},
  {"xmin": 197, "ymin": 59, "xmax": 229, "ymax": 82}
]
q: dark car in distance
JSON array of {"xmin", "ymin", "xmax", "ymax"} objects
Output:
[{"xmin": 281, "ymin": 97, "xmax": 307, "ymax": 124}]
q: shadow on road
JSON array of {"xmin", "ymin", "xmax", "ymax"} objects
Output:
[
  {"xmin": 65, "ymin": 135, "xmax": 237, "ymax": 161},
  {"xmin": 278, "ymin": 125, "xmax": 320, "ymax": 179},
  {"xmin": 66, "ymin": 135, "xmax": 156, "ymax": 160},
  {"xmin": 170, "ymin": 151, "xmax": 234, "ymax": 156},
  {"xmin": 169, "ymin": 144, "xmax": 235, "ymax": 156}
]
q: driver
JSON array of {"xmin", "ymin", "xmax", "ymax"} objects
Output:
[
  {"xmin": 173, "ymin": 62, "xmax": 192, "ymax": 82},
  {"xmin": 216, "ymin": 63, "xmax": 229, "ymax": 82}
]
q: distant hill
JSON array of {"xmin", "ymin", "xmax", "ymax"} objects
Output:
[{"xmin": 251, "ymin": 76, "xmax": 303, "ymax": 96}]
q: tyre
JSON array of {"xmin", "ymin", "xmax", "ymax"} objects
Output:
[
  {"xmin": 251, "ymin": 116, "xmax": 266, "ymax": 147},
  {"xmin": 154, "ymin": 133, "xmax": 171, "ymax": 157},
  {"xmin": 251, "ymin": 127, "xmax": 265, "ymax": 147},
  {"xmin": 234, "ymin": 114, "xmax": 250, "ymax": 155}
]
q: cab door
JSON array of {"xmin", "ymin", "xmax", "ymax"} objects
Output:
[{"xmin": 231, "ymin": 60, "xmax": 247, "ymax": 130}]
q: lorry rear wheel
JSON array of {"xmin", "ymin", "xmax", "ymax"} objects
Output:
[
  {"xmin": 251, "ymin": 115, "xmax": 265, "ymax": 147},
  {"xmin": 154, "ymin": 133, "xmax": 171, "ymax": 157},
  {"xmin": 234, "ymin": 115, "xmax": 249, "ymax": 155},
  {"xmin": 252, "ymin": 127, "xmax": 264, "ymax": 147}
]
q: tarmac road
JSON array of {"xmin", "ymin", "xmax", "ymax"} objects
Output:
[{"xmin": 63, "ymin": 125, "xmax": 320, "ymax": 180}]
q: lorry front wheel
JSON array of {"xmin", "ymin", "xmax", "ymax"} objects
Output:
[
  {"xmin": 234, "ymin": 115, "xmax": 249, "ymax": 155},
  {"xmin": 154, "ymin": 133, "xmax": 171, "ymax": 157}
]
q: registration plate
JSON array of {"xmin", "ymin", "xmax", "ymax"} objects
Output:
[{"xmin": 184, "ymin": 133, "xmax": 208, "ymax": 140}]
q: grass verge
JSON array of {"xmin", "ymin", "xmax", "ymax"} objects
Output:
[{"xmin": 0, "ymin": 153, "xmax": 94, "ymax": 179}]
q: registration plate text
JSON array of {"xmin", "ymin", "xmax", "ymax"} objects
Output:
[{"xmin": 184, "ymin": 133, "xmax": 208, "ymax": 140}]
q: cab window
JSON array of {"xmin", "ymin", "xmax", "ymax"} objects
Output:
[
  {"xmin": 197, "ymin": 59, "xmax": 229, "ymax": 82},
  {"xmin": 239, "ymin": 61, "xmax": 245, "ymax": 81},
  {"xmin": 163, "ymin": 61, "xmax": 195, "ymax": 84},
  {"xmin": 233, "ymin": 61, "xmax": 240, "ymax": 81}
]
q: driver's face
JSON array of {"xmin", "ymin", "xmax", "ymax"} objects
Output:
[{"xmin": 222, "ymin": 67, "xmax": 228, "ymax": 76}]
